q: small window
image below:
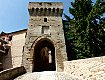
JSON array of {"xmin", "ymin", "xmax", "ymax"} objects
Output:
[
  {"xmin": 25, "ymin": 32, "xmax": 27, "ymax": 38},
  {"xmin": 44, "ymin": 18, "xmax": 47, "ymax": 22},
  {"xmin": 42, "ymin": 26, "xmax": 50, "ymax": 34}
]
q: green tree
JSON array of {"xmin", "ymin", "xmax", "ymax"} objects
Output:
[{"xmin": 64, "ymin": 0, "xmax": 105, "ymax": 59}]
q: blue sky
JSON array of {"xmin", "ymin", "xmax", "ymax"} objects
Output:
[{"xmin": 0, "ymin": 0, "xmax": 96, "ymax": 33}]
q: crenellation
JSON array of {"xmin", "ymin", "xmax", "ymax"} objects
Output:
[
  {"xmin": 28, "ymin": 2, "xmax": 63, "ymax": 16},
  {"xmin": 28, "ymin": 2, "xmax": 63, "ymax": 9}
]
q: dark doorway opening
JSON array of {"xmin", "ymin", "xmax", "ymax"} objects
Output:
[{"xmin": 33, "ymin": 38, "xmax": 56, "ymax": 72}]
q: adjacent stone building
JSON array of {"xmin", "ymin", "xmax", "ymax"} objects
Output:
[{"xmin": 0, "ymin": 29, "xmax": 27, "ymax": 70}]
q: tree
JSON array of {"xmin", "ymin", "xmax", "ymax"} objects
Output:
[{"xmin": 64, "ymin": 0, "xmax": 105, "ymax": 59}]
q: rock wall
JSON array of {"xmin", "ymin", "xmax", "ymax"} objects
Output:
[
  {"xmin": 64, "ymin": 56, "xmax": 105, "ymax": 80},
  {"xmin": 0, "ymin": 66, "xmax": 26, "ymax": 80}
]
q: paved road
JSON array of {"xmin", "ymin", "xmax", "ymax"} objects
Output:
[{"xmin": 14, "ymin": 71, "xmax": 80, "ymax": 80}]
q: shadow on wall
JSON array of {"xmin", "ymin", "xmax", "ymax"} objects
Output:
[{"xmin": 1, "ymin": 48, "xmax": 13, "ymax": 70}]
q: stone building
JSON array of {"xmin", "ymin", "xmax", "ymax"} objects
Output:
[
  {"xmin": 0, "ymin": 2, "xmax": 67, "ymax": 72},
  {"xmin": 0, "ymin": 29, "xmax": 27, "ymax": 71},
  {"xmin": 22, "ymin": 2, "xmax": 67, "ymax": 72}
]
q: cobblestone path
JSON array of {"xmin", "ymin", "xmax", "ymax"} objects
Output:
[{"xmin": 14, "ymin": 71, "xmax": 80, "ymax": 80}]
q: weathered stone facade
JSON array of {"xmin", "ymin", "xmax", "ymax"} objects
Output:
[
  {"xmin": 22, "ymin": 2, "xmax": 67, "ymax": 72},
  {"xmin": 0, "ymin": 30, "xmax": 26, "ymax": 70}
]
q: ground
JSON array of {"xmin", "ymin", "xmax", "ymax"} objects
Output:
[{"xmin": 14, "ymin": 71, "xmax": 80, "ymax": 80}]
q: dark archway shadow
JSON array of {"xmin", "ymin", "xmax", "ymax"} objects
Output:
[{"xmin": 33, "ymin": 38, "xmax": 56, "ymax": 72}]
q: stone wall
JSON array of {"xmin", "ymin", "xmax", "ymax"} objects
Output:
[
  {"xmin": 2, "ymin": 32, "xmax": 26, "ymax": 70},
  {"xmin": 0, "ymin": 66, "xmax": 26, "ymax": 80},
  {"xmin": 64, "ymin": 56, "xmax": 105, "ymax": 80}
]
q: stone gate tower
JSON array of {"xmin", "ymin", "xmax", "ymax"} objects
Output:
[{"xmin": 22, "ymin": 2, "xmax": 67, "ymax": 72}]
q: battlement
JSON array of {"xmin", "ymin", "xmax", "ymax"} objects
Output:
[{"xmin": 28, "ymin": 2, "xmax": 63, "ymax": 16}]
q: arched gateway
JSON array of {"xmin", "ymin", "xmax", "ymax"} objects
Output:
[
  {"xmin": 33, "ymin": 38, "xmax": 56, "ymax": 71},
  {"xmin": 22, "ymin": 2, "xmax": 67, "ymax": 72}
]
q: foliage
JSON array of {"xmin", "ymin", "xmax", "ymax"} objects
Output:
[{"xmin": 64, "ymin": 0, "xmax": 105, "ymax": 59}]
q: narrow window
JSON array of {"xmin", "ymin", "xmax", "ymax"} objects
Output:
[{"xmin": 44, "ymin": 18, "xmax": 47, "ymax": 22}]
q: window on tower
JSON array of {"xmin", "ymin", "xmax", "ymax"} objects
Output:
[
  {"xmin": 44, "ymin": 18, "xmax": 47, "ymax": 22},
  {"xmin": 42, "ymin": 26, "xmax": 50, "ymax": 34}
]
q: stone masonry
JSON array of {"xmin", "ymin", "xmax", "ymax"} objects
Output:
[
  {"xmin": 22, "ymin": 2, "xmax": 67, "ymax": 72},
  {"xmin": 1, "ymin": 31, "xmax": 26, "ymax": 70},
  {"xmin": 64, "ymin": 56, "xmax": 105, "ymax": 80}
]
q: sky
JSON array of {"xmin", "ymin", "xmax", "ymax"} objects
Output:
[{"xmin": 0, "ymin": 0, "xmax": 96, "ymax": 33}]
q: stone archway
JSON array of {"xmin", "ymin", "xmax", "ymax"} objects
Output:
[{"xmin": 33, "ymin": 38, "xmax": 56, "ymax": 72}]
